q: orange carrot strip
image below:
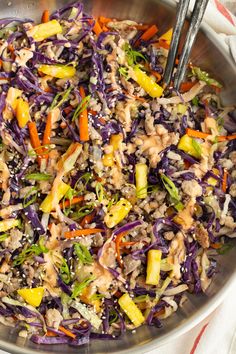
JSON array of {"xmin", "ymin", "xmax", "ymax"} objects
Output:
[
  {"xmin": 46, "ymin": 330, "xmax": 57, "ymax": 337},
  {"xmin": 115, "ymin": 232, "xmax": 128, "ymax": 268},
  {"xmin": 90, "ymin": 19, "xmax": 102, "ymax": 36},
  {"xmin": 41, "ymin": 10, "xmax": 50, "ymax": 23},
  {"xmin": 28, "ymin": 122, "xmax": 43, "ymax": 164},
  {"xmin": 58, "ymin": 326, "xmax": 76, "ymax": 339},
  {"xmin": 98, "ymin": 16, "xmax": 112, "ymax": 25},
  {"xmin": 59, "ymin": 196, "xmax": 84, "ymax": 209},
  {"xmin": 180, "ymin": 81, "xmax": 196, "ymax": 92},
  {"xmin": 80, "ymin": 210, "xmax": 96, "ymax": 228},
  {"xmin": 217, "ymin": 134, "xmax": 236, "ymax": 142},
  {"xmin": 210, "ymin": 243, "xmax": 222, "ymax": 249},
  {"xmin": 79, "ymin": 86, "xmax": 89, "ymax": 142},
  {"xmin": 186, "ymin": 128, "xmax": 210, "ymax": 139},
  {"xmin": 8, "ymin": 44, "xmax": 15, "ymax": 60},
  {"xmin": 139, "ymin": 24, "xmax": 158, "ymax": 42},
  {"xmin": 186, "ymin": 128, "xmax": 236, "ymax": 142},
  {"xmin": 63, "ymin": 105, "xmax": 73, "ymax": 115},
  {"xmin": 120, "ymin": 241, "xmax": 139, "ymax": 247},
  {"xmin": 153, "ymin": 39, "xmax": 170, "ymax": 50},
  {"xmin": 64, "ymin": 228, "xmax": 104, "ymax": 239},
  {"xmin": 222, "ymin": 169, "xmax": 228, "ymax": 193},
  {"xmin": 150, "ymin": 70, "xmax": 162, "ymax": 83}
]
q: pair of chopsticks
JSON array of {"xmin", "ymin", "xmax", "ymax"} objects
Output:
[{"xmin": 163, "ymin": 0, "xmax": 209, "ymax": 90}]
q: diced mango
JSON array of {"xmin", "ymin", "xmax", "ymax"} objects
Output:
[
  {"xmin": 159, "ymin": 28, "xmax": 173, "ymax": 44},
  {"xmin": 17, "ymin": 287, "xmax": 44, "ymax": 307},
  {"xmin": 0, "ymin": 219, "xmax": 20, "ymax": 233},
  {"xmin": 102, "ymin": 134, "xmax": 123, "ymax": 167},
  {"xmin": 133, "ymin": 67, "xmax": 163, "ymax": 98},
  {"xmin": 27, "ymin": 20, "xmax": 62, "ymax": 42},
  {"xmin": 16, "ymin": 98, "xmax": 30, "ymax": 128},
  {"xmin": 38, "ymin": 64, "xmax": 76, "ymax": 79},
  {"xmin": 135, "ymin": 163, "xmax": 148, "ymax": 199},
  {"xmin": 178, "ymin": 134, "xmax": 201, "ymax": 159},
  {"xmin": 118, "ymin": 293, "xmax": 144, "ymax": 327},
  {"xmin": 40, "ymin": 181, "xmax": 70, "ymax": 213},
  {"xmin": 80, "ymin": 288, "xmax": 101, "ymax": 313},
  {"xmin": 3, "ymin": 87, "xmax": 22, "ymax": 120},
  {"xmin": 146, "ymin": 249, "xmax": 162, "ymax": 285},
  {"xmin": 104, "ymin": 198, "xmax": 132, "ymax": 228}
]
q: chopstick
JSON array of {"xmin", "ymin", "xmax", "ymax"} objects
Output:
[{"xmin": 163, "ymin": 0, "xmax": 209, "ymax": 90}]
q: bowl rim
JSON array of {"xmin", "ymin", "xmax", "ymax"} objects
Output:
[{"xmin": 0, "ymin": 1, "xmax": 236, "ymax": 353}]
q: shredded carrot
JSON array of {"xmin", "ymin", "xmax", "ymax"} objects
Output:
[
  {"xmin": 210, "ymin": 242, "xmax": 222, "ymax": 249},
  {"xmin": 78, "ymin": 86, "xmax": 89, "ymax": 142},
  {"xmin": 217, "ymin": 134, "xmax": 236, "ymax": 142},
  {"xmin": 102, "ymin": 25, "xmax": 109, "ymax": 32},
  {"xmin": 186, "ymin": 128, "xmax": 236, "ymax": 142},
  {"xmin": 184, "ymin": 160, "xmax": 192, "ymax": 169},
  {"xmin": 41, "ymin": 10, "xmax": 50, "ymax": 23},
  {"xmin": 222, "ymin": 169, "xmax": 228, "ymax": 193},
  {"xmin": 8, "ymin": 44, "xmax": 15, "ymax": 60},
  {"xmin": 90, "ymin": 19, "xmax": 102, "ymax": 36},
  {"xmin": 180, "ymin": 81, "xmax": 196, "ymax": 92},
  {"xmin": 0, "ymin": 59, "xmax": 2, "ymax": 68},
  {"xmin": 153, "ymin": 39, "xmax": 170, "ymax": 50},
  {"xmin": 120, "ymin": 241, "xmax": 139, "ymax": 247},
  {"xmin": 46, "ymin": 330, "xmax": 57, "ymax": 337},
  {"xmin": 42, "ymin": 112, "xmax": 52, "ymax": 159},
  {"xmin": 98, "ymin": 16, "xmax": 112, "ymax": 25},
  {"xmin": 58, "ymin": 326, "xmax": 76, "ymax": 339},
  {"xmin": 64, "ymin": 228, "xmax": 104, "ymax": 239},
  {"xmin": 115, "ymin": 231, "xmax": 128, "ymax": 268},
  {"xmin": 139, "ymin": 24, "xmax": 158, "ymax": 42},
  {"xmin": 28, "ymin": 122, "xmax": 43, "ymax": 164},
  {"xmin": 186, "ymin": 128, "xmax": 210, "ymax": 139},
  {"xmin": 80, "ymin": 210, "xmax": 96, "ymax": 228},
  {"xmin": 59, "ymin": 196, "xmax": 84, "ymax": 209},
  {"xmin": 150, "ymin": 70, "xmax": 162, "ymax": 83}
]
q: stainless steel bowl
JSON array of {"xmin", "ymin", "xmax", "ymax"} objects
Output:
[{"xmin": 0, "ymin": 0, "xmax": 236, "ymax": 353}]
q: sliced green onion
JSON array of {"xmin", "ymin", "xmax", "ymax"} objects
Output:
[
  {"xmin": 95, "ymin": 182, "xmax": 104, "ymax": 202},
  {"xmin": 71, "ymin": 276, "xmax": 96, "ymax": 299},
  {"xmin": 25, "ymin": 173, "xmax": 52, "ymax": 181},
  {"xmin": 50, "ymin": 87, "xmax": 72, "ymax": 110},
  {"xmin": 72, "ymin": 95, "xmax": 91, "ymax": 122},
  {"xmin": 124, "ymin": 43, "xmax": 147, "ymax": 66},
  {"xmin": 23, "ymin": 187, "xmax": 38, "ymax": 208},
  {"xmin": 191, "ymin": 66, "xmax": 222, "ymax": 88},
  {"xmin": 160, "ymin": 174, "xmax": 184, "ymax": 211},
  {"xmin": 59, "ymin": 257, "xmax": 71, "ymax": 284},
  {"xmin": 13, "ymin": 237, "xmax": 48, "ymax": 266},
  {"xmin": 74, "ymin": 243, "xmax": 93, "ymax": 265},
  {"xmin": 133, "ymin": 295, "xmax": 150, "ymax": 303}
]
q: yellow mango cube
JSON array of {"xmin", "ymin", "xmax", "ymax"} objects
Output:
[
  {"xmin": 104, "ymin": 198, "xmax": 132, "ymax": 228},
  {"xmin": 16, "ymin": 98, "xmax": 30, "ymax": 128},
  {"xmin": 27, "ymin": 20, "xmax": 62, "ymax": 42},
  {"xmin": 17, "ymin": 287, "xmax": 44, "ymax": 307},
  {"xmin": 133, "ymin": 67, "xmax": 163, "ymax": 98},
  {"xmin": 38, "ymin": 64, "xmax": 76, "ymax": 79},
  {"xmin": 118, "ymin": 293, "xmax": 144, "ymax": 327},
  {"xmin": 146, "ymin": 249, "xmax": 162, "ymax": 285}
]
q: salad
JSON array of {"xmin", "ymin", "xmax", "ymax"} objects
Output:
[{"xmin": 0, "ymin": 0, "xmax": 235, "ymax": 347}]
